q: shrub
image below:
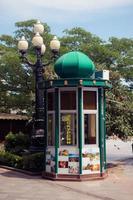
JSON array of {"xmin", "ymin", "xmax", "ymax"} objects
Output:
[
  {"xmin": 0, "ymin": 151, "xmax": 23, "ymax": 168},
  {"xmin": 5, "ymin": 132, "xmax": 30, "ymax": 155},
  {"xmin": 0, "ymin": 151, "xmax": 44, "ymax": 172},
  {"xmin": 23, "ymin": 152, "xmax": 44, "ymax": 172}
]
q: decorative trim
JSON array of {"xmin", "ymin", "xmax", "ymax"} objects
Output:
[
  {"xmin": 64, "ymin": 80, "xmax": 68, "ymax": 86},
  {"xmin": 41, "ymin": 79, "xmax": 112, "ymax": 90},
  {"xmin": 93, "ymin": 80, "xmax": 96, "ymax": 85},
  {"xmin": 79, "ymin": 79, "xmax": 83, "ymax": 85},
  {"xmin": 49, "ymin": 81, "xmax": 53, "ymax": 86}
]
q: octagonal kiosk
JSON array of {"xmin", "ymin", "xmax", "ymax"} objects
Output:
[{"xmin": 41, "ymin": 51, "xmax": 112, "ymax": 181}]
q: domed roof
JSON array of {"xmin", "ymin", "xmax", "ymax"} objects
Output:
[{"xmin": 54, "ymin": 51, "xmax": 95, "ymax": 78}]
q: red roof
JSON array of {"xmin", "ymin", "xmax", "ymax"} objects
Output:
[{"xmin": 0, "ymin": 113, "xmax": 29, "ymax": 120}]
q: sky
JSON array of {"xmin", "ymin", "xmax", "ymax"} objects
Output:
[{"xmin": 0, "ymin": 0, "xmax": 133, "ymax": 41}]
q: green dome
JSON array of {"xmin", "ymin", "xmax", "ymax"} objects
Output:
[{"xmin": 54, "ymin": 51, "xmax": 95, "ymax": 78}]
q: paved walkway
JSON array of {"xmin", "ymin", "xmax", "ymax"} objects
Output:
[{"xmin": 0, "ymin": 140, "xmax": 133, "ymax": 200}]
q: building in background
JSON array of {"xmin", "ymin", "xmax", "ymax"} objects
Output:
[{"xmin": 0, "ymin": 113, "xmax": 29, "ymax": 141}]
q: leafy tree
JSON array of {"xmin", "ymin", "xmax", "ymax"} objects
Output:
[
  {"xmin": 60, "ymin": 27, "xmax": 133, "ymax": 138},
  {"xmin": 0, "ymin": 19, "xmax": 56, "ymax": 114},
  {"xmin": 0, "ymin": 41, "xmax": 34, "ymax": 114},
  {"xmin": 0, "ymin": 21, "xmax": 132, "ymax": 138}
]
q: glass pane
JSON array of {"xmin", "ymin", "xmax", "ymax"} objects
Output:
[
  {"xmin": 61, "ymin": 91, "xmax": 76, "ymax": 110},
  {"xmin": 60, "ymin": 113, "xmax": 76, "ymax": 145},
  {"xmin": 83, "ymin": 91, "xmax": 97, "ymax": 110},
  {"xmin": 48, "ymin": 92, "xmax": 54, "ymax": 111},
  {"xmin": 48, "ymin": 114, "xmax": 54, "ymax": 146},
  {"xmin": 84, "ymin": 114, "xmax": 96, "ymax": 144}
]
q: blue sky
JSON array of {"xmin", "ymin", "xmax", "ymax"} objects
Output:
[{"xmin": 0, "ymin": 0, "xmax": 133, "ymax": 41}]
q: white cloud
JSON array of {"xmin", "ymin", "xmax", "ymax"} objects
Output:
[
  {"xmin": 29, "ymin": 0, "xmax": 133, "ymax": 10},
  {"xmin": 0, "ymin": 0, "xmax": 132, "ymax": 25},
  {"xmin": 0, "ymin": 0, "xmax": 132, "ymax": 37},
  {"xmin": 1, "ymin": 0, "xmax": 133, "ymax": 13}
]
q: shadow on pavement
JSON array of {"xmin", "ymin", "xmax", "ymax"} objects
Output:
[
  {"xmin": 0, "ymin": 168, "xmax": 42, "ymax": 179},
  {"xmin": 118, "ymin": 157, "xmax": 133, "ymax": 166},
  {"xmin": 107, "ymin": 163, "xmax": 118, "ymax": 169},
  {"xmin": 107, "ymin": 157, "xmax": 133, "ymax": 170}
]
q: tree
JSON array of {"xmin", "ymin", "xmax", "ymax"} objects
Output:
[
  {"xmin": 0, "ymin": 21, "xmax": 132, "ymax": 138},
  {"xmin": 0, "ymin": 19, "xmax": 56, "ymax": 114},
  {"xmin": 0, "ymin": 34, "xmax": 34, "ymax": 114},
  {"xmin": 60, "ymin": 27, "xmax": 133, "ymax": 138}
]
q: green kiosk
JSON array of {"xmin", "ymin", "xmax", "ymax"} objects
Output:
[{"xmin": 41, "ymin": 51, "xmax": 112, "ymax": 181}]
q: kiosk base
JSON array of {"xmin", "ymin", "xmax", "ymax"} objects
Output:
[{"xmin": 42, "ymin": 171, "xmax": 108, "ymax": 181}]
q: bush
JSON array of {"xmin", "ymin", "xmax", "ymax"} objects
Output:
[
  {"xmin": 23, "ymin": 152, "xmax": 44, "ymax": 172},
  {"xmin": 0, "ymin": 151, "xmax": 44, "ymax": 172},
  {"xmin": 5, "ymin": 132, "xmax": 30, "ymax": 155},
  {"xmin": 0, "ymin": 151, "xmax": 23, "ymax": 168}
]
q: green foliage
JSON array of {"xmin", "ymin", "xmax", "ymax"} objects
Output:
[
  {"xmin": 0, "ymin": 42, "xmax": 34, "ymax": 114},
  {"xmin": 0, "ymin": 151, "xmax": 23, "ymax": 168},
  {"xmin": 108, "ymin": 37, "xmax": 133, "ymax": 85},
  {"xmin": 106, "ymin": 77, "xmax": 133, "ymax": 138},
  {"xmin": 22, "ymin": 152, "xmax": 44, "ymax": 172},
  {"xmin": 0, "ymin": 151, "xmax": 44, "ymax": 172},
  {"xmin": 60, "ymin": 27, "xmax": 102, "ymax": 55},
  {"xmin": 0, "ymin": 35, "xmax": 15, "ymax": 47},
  {"xmin": 15, "ymin": 19, "xmax": 50, "ymax": 41},
  {"xmin": 5, "ymin": 132, "xmax": 30, "ymax": 155}
]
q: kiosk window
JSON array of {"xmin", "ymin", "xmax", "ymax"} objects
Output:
[
  {"xmin": 60, "ymin": 113, "xmax": 76, "ymax": 145},
  {"xmin": 84, "ymin": 114, "xmax": 96, "ymax": 144},
  {"xmin": 48, "ymin": 92, "xmax": 54, "ymax": 111},
  {"xmin": 61, "ymin": 91, "xmax": 76, "ymax": 110},
  {"xmin": 83, "ymin": 91, "xmax": 97, "ymax": 110},
  {"xmin": 48, "ymin": 114, "xmax": 55, "ymax": 146}
]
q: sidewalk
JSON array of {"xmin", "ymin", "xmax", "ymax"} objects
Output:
[{"xmin": 0, "ymin": 139, "xmax": 133, "ymax": 200}]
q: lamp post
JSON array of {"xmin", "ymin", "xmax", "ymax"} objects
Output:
[{"xmin": 18, "ymin": 20, "xmax": 60, "ymax": 150}]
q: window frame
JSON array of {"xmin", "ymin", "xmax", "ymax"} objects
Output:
[
  {"xmin": 59, "ymin": 87, "xmax": 78, "ymax": 147},
  {"xmin": 82, "ymin": 88, "xmax": 98, "ymax": 147},
  {"xmin": 47, "ymin": 89, "xmax": 55, "ymax": 147}
]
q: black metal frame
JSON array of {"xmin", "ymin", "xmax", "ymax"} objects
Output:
[{"xmin": 19, "ymin": 48, "xmax": 59, "ymax": 150}]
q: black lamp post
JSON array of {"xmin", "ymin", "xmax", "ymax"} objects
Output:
[{"xmin": 17, "ymin": 20, "xmax": 60, "ymax": 150}]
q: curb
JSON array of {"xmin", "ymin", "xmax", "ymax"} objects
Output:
[{"xmin": 0, "ymin": 165, "xmax": 42, "ymax": 176}]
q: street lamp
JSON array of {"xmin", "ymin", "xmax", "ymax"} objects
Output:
[{"xmin": 17, "ymin": 20, "xmax": 60, "ymax": 150}]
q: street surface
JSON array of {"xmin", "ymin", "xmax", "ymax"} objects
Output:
[{"xmin": 0, "ymin": 139, "xmax": 133, "ymax": 200}]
